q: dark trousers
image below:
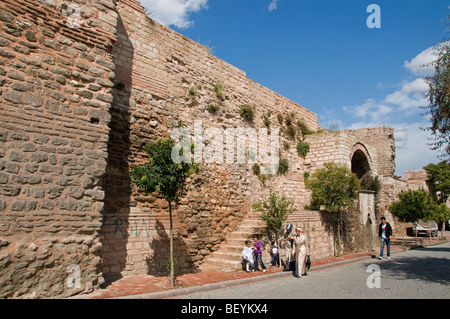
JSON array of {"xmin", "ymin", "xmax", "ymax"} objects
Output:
[
  {"xmin": 270, "ymin": 253, "xmax": 280, "ymax": 266},
  {"xmin": 253, "ymin": 252, "xmax": 266, "ymax": 270}
]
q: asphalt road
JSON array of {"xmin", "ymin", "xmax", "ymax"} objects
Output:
[{"xmin": 178, "ymin": 242, "xmax": 450, "ymax": 299}]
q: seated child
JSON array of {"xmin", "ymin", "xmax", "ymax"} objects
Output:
[{"xmin": 241, "ymin": 240, "xmax": 254, "ymax": 272}]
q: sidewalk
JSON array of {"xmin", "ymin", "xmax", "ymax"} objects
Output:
[{"xmin": 77, "ymin": 233, "xmax": 449, "ymax": 299}]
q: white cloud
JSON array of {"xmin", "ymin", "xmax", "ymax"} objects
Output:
[
  {"xmin": 403, "ymin": 45, "xmax": 437, "ymax": 76},
  {"xmin": 343, "ymin": 77, "xmax": 428, "ymax": 126},
  {"xmin": 268, "ymin": 0, "xmax": 279, "ymax": 12},
  {"xmin": 343, "ymin": 98, "xmax": 393, "ymax": 123},
  {"xmin": 392, "ymin": 123, "xmax": 440, "ymax": 176},
  {"xmin": 383, "ymin": 78, "xmax": 428, "ymax": 111},
  {"xmin": 140, "ymin": 0, "xmax": 209, "ymax": 29}
]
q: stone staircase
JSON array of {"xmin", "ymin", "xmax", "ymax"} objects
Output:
[
  {"xmin": 204, "ymin": 210, "xmax": 312, "ymax": 270},
  {"xmin": 204, "ymin": 211, "xmax": 269, "ymax": 270}
]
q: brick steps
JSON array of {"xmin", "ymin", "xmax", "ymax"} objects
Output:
[
  {"xmin": 204, "ymin": 212, "xmax": 270, "ymax": 270},
  {"xmin": 204, "ymin": 210, "xmax": 317, "ymax": 270}
]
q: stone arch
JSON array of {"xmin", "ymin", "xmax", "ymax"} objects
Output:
[{"xmin": 350, "ymin": 143, "xmax": 371, "ymax": 179}]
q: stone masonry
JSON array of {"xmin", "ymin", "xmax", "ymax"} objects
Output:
[
  {"xmin": 0, "ymin": 0, "xmax": 409, "ymax": 298},
  {"xmin": 0, "ymin": 0, "xmax": 117, "ymax": 298}
]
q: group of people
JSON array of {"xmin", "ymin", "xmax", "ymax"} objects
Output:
[
  {"xmin": 240, "ymin": 217, "xmax": 393, "ymax": 278},
  {"xmin": 241, "ymin": 224, "xmax": 310, "ymax": 278}
]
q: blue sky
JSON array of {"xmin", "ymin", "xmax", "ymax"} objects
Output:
[{"xmin": 140, "ymin": 0, "xmax": 449, "ymax": 177}]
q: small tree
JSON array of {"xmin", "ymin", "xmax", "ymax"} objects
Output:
[
  {"xmin": 423, "ymin": 161, "xmax": 450, "ymax": 237},
  {"xmin": 252, "ymin": 190, "xmax": 294, "ymax": 247},
  {"xmin": 304, "ymin": 163, "xmax": 360, "ymax": 256},
  {"xmin": 423, "ymin": 19, "xmax": 450, "ymax": 160},
  {"xmin": 389, "ymin": 189, "xmax": 437, "ymax": 245},
  {"xmin": 427, "ymin": 202, "xmax": 450, "ymax": 238},
  {"xmin": 423, "ymin": 161, "xmax": 450, "ymax": 204},
  {"xmin": 130, "ymin": 138, "xmax": 199, "ymax": 287}
]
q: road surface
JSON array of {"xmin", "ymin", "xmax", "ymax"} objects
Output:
[{"xmin": 177, "ymin": 242, "xmax": 450, "ymax": 299}]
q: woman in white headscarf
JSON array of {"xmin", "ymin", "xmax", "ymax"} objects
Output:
[{"xmin": 290, "ymin": 226, "xmax": 310, "ymax": 278}]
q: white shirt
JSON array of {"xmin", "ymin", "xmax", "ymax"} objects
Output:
[{"xmin": 381, "ymin": 224, "xmax": 387, "ymax": 239}]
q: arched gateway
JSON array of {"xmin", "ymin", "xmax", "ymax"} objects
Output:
[{"xmin": 350, "ymin": 143, "xmax": 372, "ymax": 179}]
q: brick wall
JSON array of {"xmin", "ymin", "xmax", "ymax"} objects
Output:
[
  {"xmin": 0, "ymin": 0, "xmax": 117, "ymax": 298},
  {"xmin": 100, "ymin": 0, "xmax": 404, "ymax": 276},
  {"xmin": 349, "ymin": 126, "xmax": 396, "ymax": 177},
  {"xmin": 100, "ymin": 0, "xmax": 323, "ymax": 276},
  {"xmin": 0, "ymin": 0, "xmax": 406, "ymax": 297}
]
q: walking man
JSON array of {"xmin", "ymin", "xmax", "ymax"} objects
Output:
[{"xmin": 378, "ymin": 217, "xmax": 392, "ymax": 260}]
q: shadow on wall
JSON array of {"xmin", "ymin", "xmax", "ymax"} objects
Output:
[
  {"xmin": 319, "ymin": 209, "xmax": 364, "ymax": 256},
  {"xmin": 101, "ymin": 14, "xmax": 133, "ymax": 279},
  {"xmin": 145, "ymin": 219, "xmax": 199, "ymax": 277},
  {"xmin": 101, "ymin": 13, "xmax": 198, "ymax": 281}
]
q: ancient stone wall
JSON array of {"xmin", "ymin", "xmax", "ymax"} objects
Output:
[
  {"xmin": 0, "ymin": 0, "xmax": 117, "ymax": 298},
  {"xmin": 0, "ymin": 0, "xmax": 405, "ymax": 298},
  {"xmin": 101, "ymin": 0, "xmax": 323, "ymax": 276},
  {"xmin": 348, "ymin": 126, "xmax": 396, "ymax": 177}
]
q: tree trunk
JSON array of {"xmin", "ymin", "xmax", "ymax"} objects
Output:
[
  {"xmin": 428, "ymin": 220, "xmax": 432, "ymax": 245},
  {"xmin": 169, "ymin": 201, "xmax": 174, "ymax": 287},
  {"xmin": 336, "ymin": 212, "xmax": 341, "ymax": 257},
  {"xmin": 414, "ymin": 221, "xmax": 418, "ymax": 246}
]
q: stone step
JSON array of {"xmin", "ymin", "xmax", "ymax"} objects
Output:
[
  {"xmin": 227, "ymin": 229, "xmax": 264, "ymax": 240},
  {"xmin": 212, "ymin": 251, "xmax": 242, "ymax": 261},
  {"xmin": 205, "ymin": 255, "xmax": 273, "ymax": 270},
  {"xmin": 205, "ymin": 258, "xmax": 244, "ymax": 270},
  {"xmin": 216, "ymin": 243, "xmax": 246, "ymax": 253}
]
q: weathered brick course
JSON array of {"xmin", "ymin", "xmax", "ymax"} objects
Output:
[{"xmin": 0, "ymin": 0, "xmax": 117, "ymax": 298}]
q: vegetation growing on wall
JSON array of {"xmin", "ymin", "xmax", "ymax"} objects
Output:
[
  {"xmin": 277, "ymin": 158, "xmax": 289, "ymax": 174},
  {"xmin": 296, "ymin": 140, "xmax": 310, "ymax": 158},
  {"xmin": 206, "ymin": 104, "xmax": 220, "ymax": 113},
  {"xmin": 214, "ymin": 82, "xmax": 224, "ymax": 99},
  {"xmin": 239, "ymin": 104, "xmax": 255, "ymax": 122}
]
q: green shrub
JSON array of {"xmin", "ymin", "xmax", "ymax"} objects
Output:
[
  {"xmin": 286, "ymin": 124, "xmax": 296, "ymax": 140},
  {"xmin": 297, "ymin": 120, "xmax": 314, "ymax": 135},
  {"xmin": 262, "ymin": 112, "xmax": 270, "ymax": 128},
  {"xmin": 277, "ymin": 113, "xmax": 284, "ymax": 124},
  {"xmin": 277, "ymin": 158, "xmax": 289, "ymax": 174},
  {"xmin": 283, "ymin": 141, "xmax": 290, "ymax": 150},
  {"xmin": 252, "ymin": 163, "xmax": 260, "ymax": 175},
  {"xmin": 297, "ymin": 140, "xmax": 310, "ymax": 157},
  {"xmin": 284, "ymin": 113, "xmax": 293, "ymax": 126},
  {"xmin": 360, "ymin": 174, "xmax": 381, "ymax": 193},
  {"xmin": 206, "ymin": 104, "xmax": 219, "ymax": 113},
  {"xmin": 239, "ymin": 104, "xmax": 255, "ymax": 122},
  {"xmin": 189, "ymin": 85, "xmax": 197, "ymax": 97},
  {"xmin": 214, "ymin": 82, "xmax": 224, "ymax": 99}
]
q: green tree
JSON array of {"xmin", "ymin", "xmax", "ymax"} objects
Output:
[
  {"xmin": 423, "ymin": 161, "xmax": 450, "ymax": 204},
  {"xmin": 304, "ymin": 163, "xmax": 361, "ymax": 256},
  {"xmin": 423, "ymin": 15, "xmax": 450, "ymax": 159},
  {"xmin": 429, "ymin": 203, "xmax": 450, "ymax": 238},
  {"xmin": 389, "ymin": 189, "xmax": 437, "ymax": 245},
  {"xmin": 253, "ymin": 190, "xmax": 294, "ymax": 247},
  {"xmin": 130, "ymin": 138, "xmax": 200, "ymax": 287}
]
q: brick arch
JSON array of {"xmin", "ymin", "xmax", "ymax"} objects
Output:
[{"xmin": 350, "ymin": 143, "xmax": 372, "ymax": 179}]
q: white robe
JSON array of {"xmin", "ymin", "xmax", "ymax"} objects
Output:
[
  {"xmin": 293, "ymin": 234, "xmax": 310, "ymax": 275},
  {"xmin": 241, "ymin": 246, "xmax": 254, "ymax": 264}
]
